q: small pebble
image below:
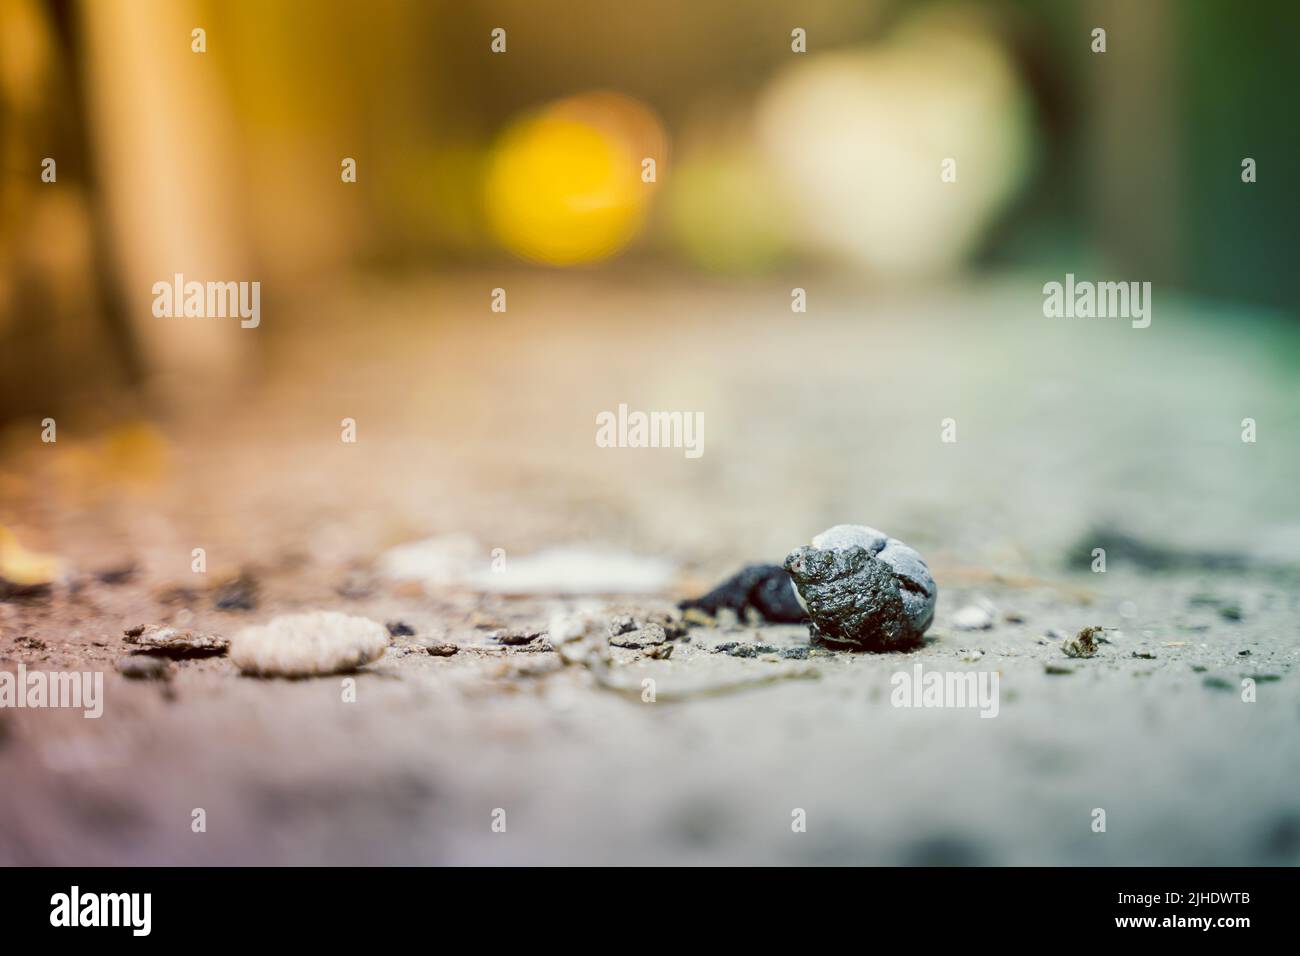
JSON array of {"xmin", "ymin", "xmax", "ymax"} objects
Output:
[
  {"xmin": 95, "ymin": 563, "xmax": 137, "ymax": 585},
  {"xmin": 123, "ymin": 624, "xmax": 228, "ymax": 654},
  {"xmin": 951, "ymin": 605, "xmax": 994, "ymax": 631},
  {"xmin": 492, "ymin": 628, "xmax": 545, "ymax": 646},
  {"xmin": 426, "ymin": 643, "xmax": 459, "ymax": 657},
  {"xmin": 386, "ymin": 620, "xmax": 416, "ymax": 637},
  {"xmin": 712, "ymin": 641, "xmax": 778, "ymax": 658},
  {"xmin": 117, "ymin": 655, "xmax": 172, "ymax": 681},
  {"xmin": 1063, "ymin": 626, "xmax": 1104, "ymax": 659},
  {"xmin": 212, "ymin": 573, "xmax": 258, "ymax": 611},
  {"xmin": 610, "ymin": 623, "xmax": 668, "ymax": 649}
]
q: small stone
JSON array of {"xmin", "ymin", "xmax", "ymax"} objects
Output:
[
  {"xmin": 1062, "ymin": 626, "xmax": 1104, "ymax": 659},
  {"xmin": 15, "ymin": 636, "xmax": 46, "ymax": 651},
  {"xmin": 156, "ymin": 585, "xmax": 199, "ymax": 606},
  {"xmin": 117, "ymin": 655, "xmax": 172, "ymax": 680},
  {"xmin": 230, "ymin": 612, "xmax": 390, "ymax": 677},
  {"xmin": 951, "ymin": 604, "xmax": 994, "ymax": 631},
  {"xmin": 610, "ymin": 623, "xmax": 668, "ymax": 649},
  {"xmin": 1131, "ymin": 651, "xmax": 1157, "ymax": 660},
  {"xmin": 0, "ymin": 527, "xmax": 60, "ymax": 597},
  {"xmin": 386, "ymin": 620, "xmax": 416, "ymax": 637},
  {"xmin": 426, "ymin": 642, "xmax": 459, "ymax": 657},
  {"xmin": 645, "ymin": 644, "xmax": 674, "ymax": 660},
  {"xmin": 780, "ymin": 646, "xmax": 811, "ymax": 660},
  {"xmin": 96, "ymin": 562, "xmax": 137, "ymax": 585},
  {"xmin": 123, "ymin": 624, "xmax": 228, "ymax": 655},
  {"xmin": 212, "ymin": 573, "xmax": 258, "ymax": 611},
  {"xmin": 546, "ymin": 611, "xmax": 611, "ymax": 668},
  {"xmin": 1237, "ymin": 649, "xmax": 1251, "ymax": 656},
  {"xmin": 712, "ymin": 641, "xmax": 778, "ymax": 658},
  {"xmin": 492, "ymin": 628, "xmax": 545, "ymax": 646},
  {"xmin": 1044, "ymin": 665, "xmax": 1074, "ymax": 675},
  {"xmin": 607, "ymin": 613, "xmax": 637, "ymax": 636}
]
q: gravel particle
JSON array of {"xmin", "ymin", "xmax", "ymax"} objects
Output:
[
  {"xmin": 712, "ymin": 641, "xmax": 779, "ymax": 658},
  {"xmin": 117, "ymin": 655, "xmax": 172, "ymax": 680},
  {"xmin": 212, "ymin": 573, "xmax": 258, "ymax": 611},
  {"xmin": 951, "ymin": 603, "xmax": 995, "ymax": 631},
  {"xmin": 426, "ymin": 643, "xmax": 459, "ymax": 657},
  {"xmin": 491, "ymin": 628, "xmax": 545, "ymax": 646},
  {"xmin": 610, "ymin": 623, "xmax": 668, "ymax": 649},
  {"xmin": 95, "ymin": 563, "xmax": 137, "ymax": 585},
  {"xmin": 123, "ymin": 624, "xmax": 228, "ymax": 655},
  {"xmin": 386, "ymin": 620, "xmax": 416, "ymax": 637},
  {"xmin": 1063, "ymin": 626, "xmax": 1104, "ymax": 659}
]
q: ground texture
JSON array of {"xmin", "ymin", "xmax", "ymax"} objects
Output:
[{"xmin": 1, "ymin": 272, "xmax": 1297, "ymax": 864}]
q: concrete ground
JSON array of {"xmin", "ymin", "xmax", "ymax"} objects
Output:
[{"xmin": 1, "ymin": 271, "xmax": 1297, "ymax": 864}]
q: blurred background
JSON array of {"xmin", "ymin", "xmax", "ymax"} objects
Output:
[{"xmin": 1, "ymin": 0, "xmax": 1298, "ymax": 577}]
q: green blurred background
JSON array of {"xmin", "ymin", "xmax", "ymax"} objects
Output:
[{"xmin": 1, "ymin": 0, "xmax": 1296, "ymax": 417}]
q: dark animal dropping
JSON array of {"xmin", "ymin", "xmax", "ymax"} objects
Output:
[{"xmin": 683, "ymin": 524, "xmax": 937, "ymax": 652}]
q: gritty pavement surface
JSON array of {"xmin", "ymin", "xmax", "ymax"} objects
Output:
[{"xmin": 1, "ymin": 272, "xmax": 1297, "ymax": 865}]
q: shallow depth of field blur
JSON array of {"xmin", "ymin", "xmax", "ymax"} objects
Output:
[{"xmin": 1, "ymin": 0, "xmax": 1298, "ymax": 866}]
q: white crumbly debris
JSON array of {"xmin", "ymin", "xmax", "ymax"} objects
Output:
[
  {"xmin": 546, "ymin": 608, "xmax": 611, "ymax": 669},
  {"xmin": 230, "ymin": 612, "xmax": 390, "ymax": 677},
  {"xmin": 124, "ymin": 624, "xmax": 228, "ymax": 653}
]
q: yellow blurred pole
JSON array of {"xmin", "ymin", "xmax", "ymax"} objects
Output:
[{"xmin": 79, "ymin": 0, "xmax": 253, "ymax": 413}]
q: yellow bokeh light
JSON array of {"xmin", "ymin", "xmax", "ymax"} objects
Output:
[{"xmin": 484, "ymin": 94, "xmax": 661, "ymax": 266}]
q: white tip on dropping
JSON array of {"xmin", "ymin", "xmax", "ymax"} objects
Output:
[{"xmin": 230, "ymin": 611, "xmax": 390, "ymax": 677}]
